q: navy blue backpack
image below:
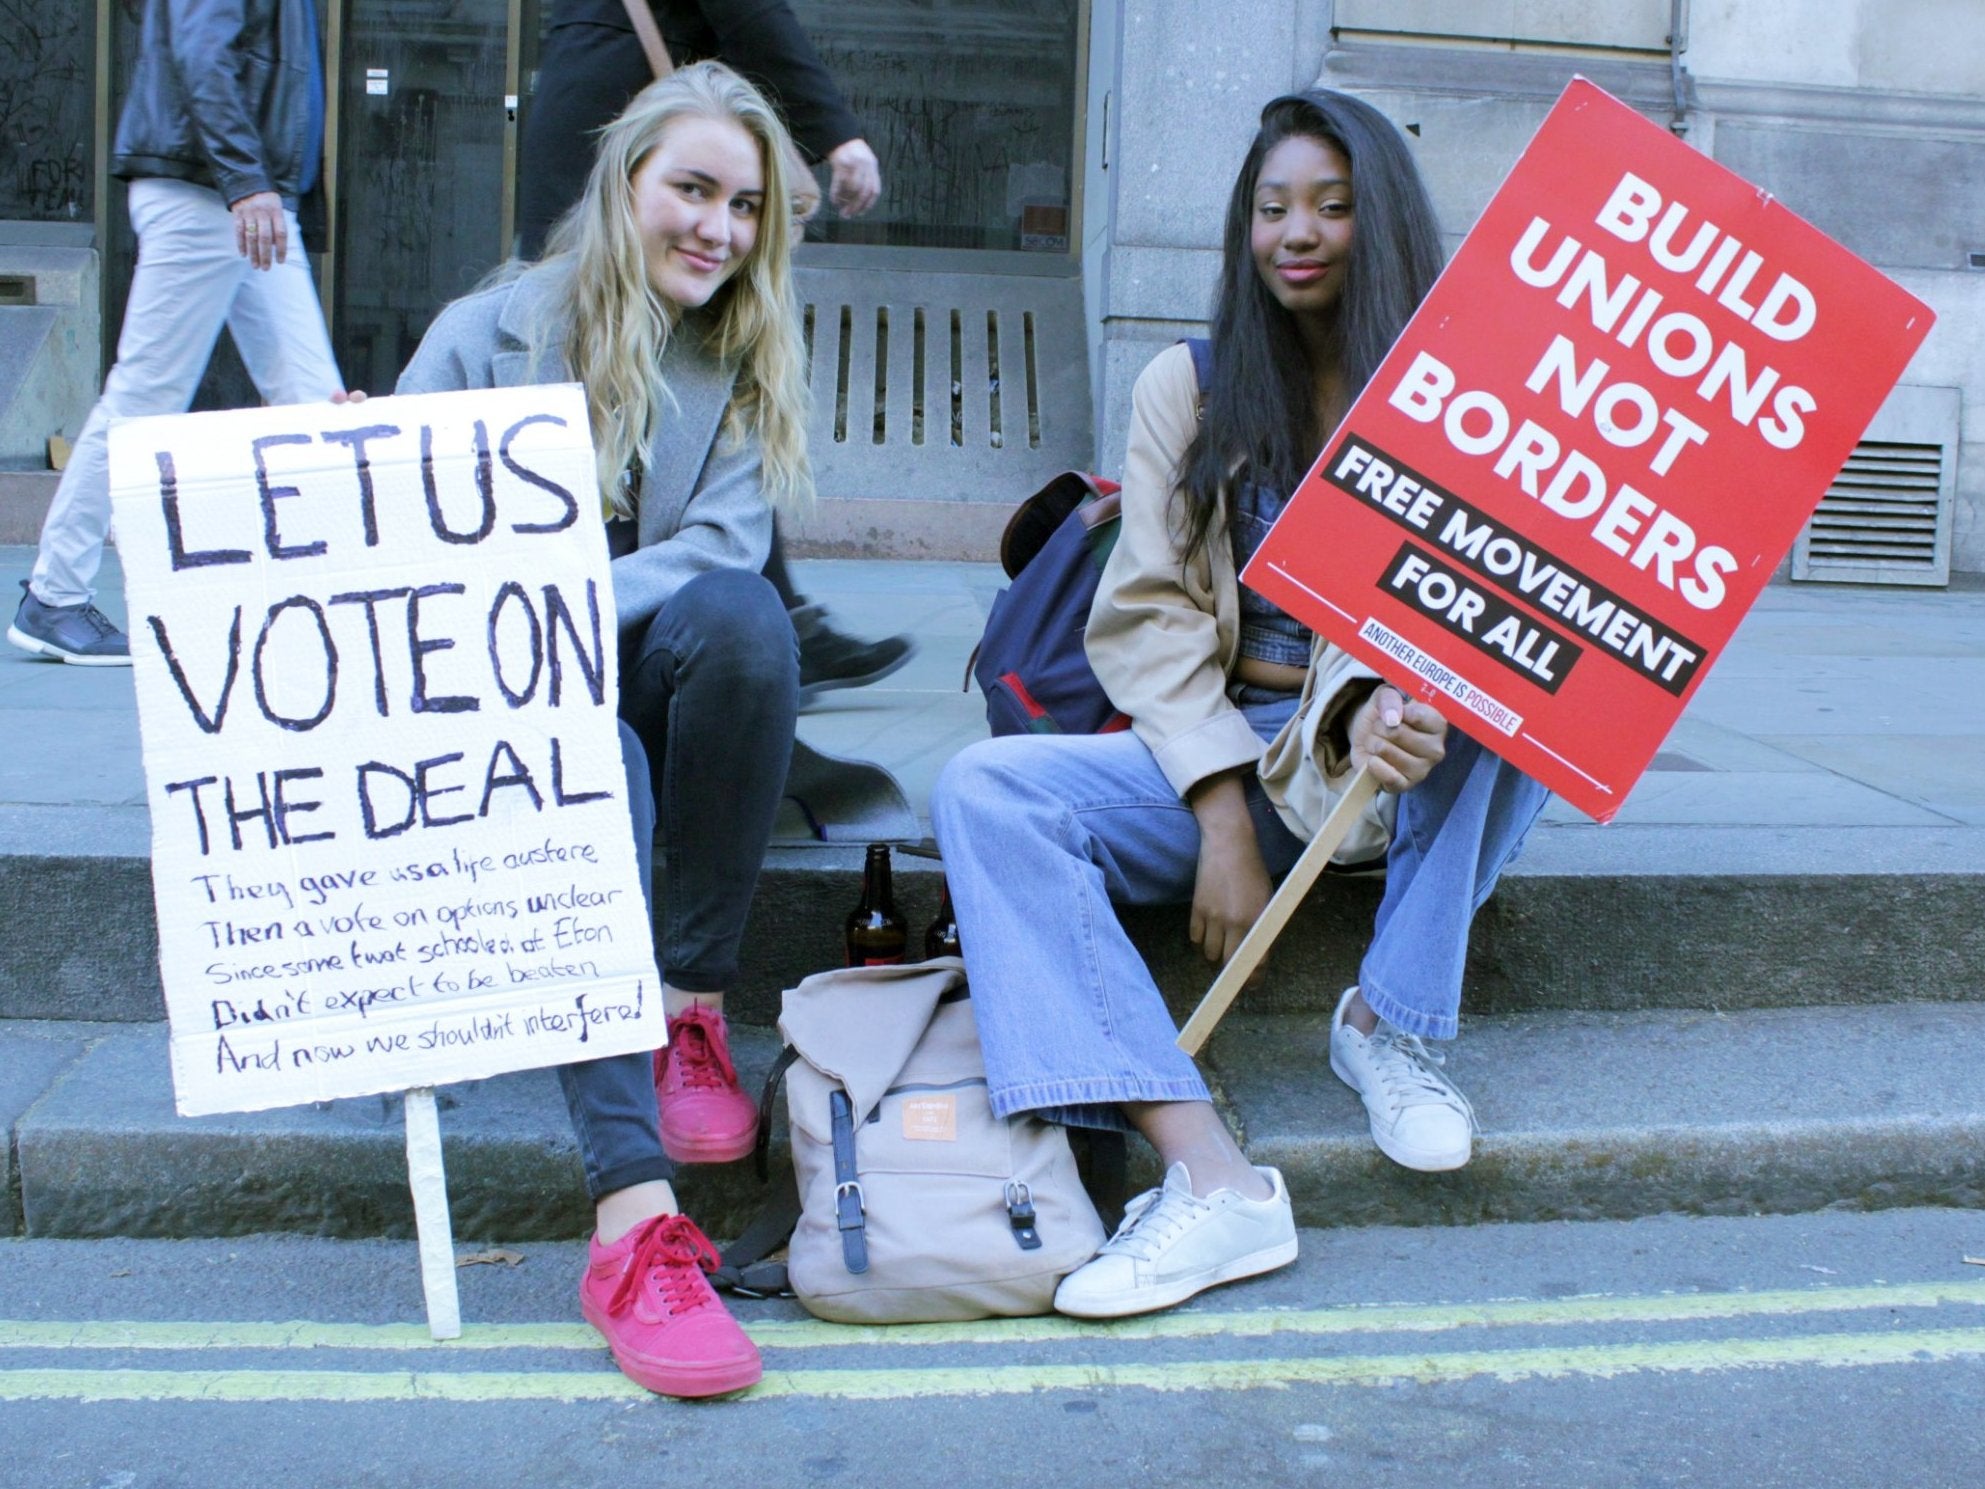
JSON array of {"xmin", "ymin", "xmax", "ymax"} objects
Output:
[
  {"xmin": 972, "ymin": 341, "xmax": 1211, "ymax": 737},
  {"xmin": 971, "ymin": 469, "xmax": 1131, "ymax": 736}
]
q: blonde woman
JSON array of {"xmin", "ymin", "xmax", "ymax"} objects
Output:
[{"xmin": 398, "ymin": 60, "xmax": 812, "ymax": 1399}]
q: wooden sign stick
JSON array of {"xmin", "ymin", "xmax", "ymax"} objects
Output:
[
  {"xmin": 1176, "ymin": 764, "xmax": 1380, "ymax": 1056},
  {"xmin": 404, "ymin": 1086, "xmax": 463, "ymax": 1340}
]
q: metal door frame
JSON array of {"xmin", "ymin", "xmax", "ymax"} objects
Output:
[{"xmin": 91, "ymin": 0, "xmax": 113, "ymax": 351}]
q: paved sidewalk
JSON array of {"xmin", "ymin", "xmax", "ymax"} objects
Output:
[
  {"xmin": 6, "ymin": 541, "xmax": 1984, "ymax": 1023},
  {"xmin": 6, "ymin": 545, "xmax": 1985, "ymax": 857}
]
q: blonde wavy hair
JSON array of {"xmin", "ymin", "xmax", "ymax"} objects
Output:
[{"xmin": 538, "ymin": 61, "xmax": 812, "ymax": 518}]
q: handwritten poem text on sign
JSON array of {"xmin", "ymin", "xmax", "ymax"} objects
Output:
[{"xmin": 109, "ymin": 385, "xmax": 663, "ymax": 1115}]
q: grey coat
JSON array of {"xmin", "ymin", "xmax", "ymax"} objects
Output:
[{"xmin": 395, "ymin": 263, "xmax": 772, "ymax": 632}]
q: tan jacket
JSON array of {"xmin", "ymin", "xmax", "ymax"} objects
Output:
[{"xmin": 1084, "ymin": 342, "xmax": 1394, "ymax": 859}]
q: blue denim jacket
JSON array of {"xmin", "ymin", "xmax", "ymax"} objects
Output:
[{"xmin": 1229, "ymin": 480, "xmax": 1315, "ymax": 670}]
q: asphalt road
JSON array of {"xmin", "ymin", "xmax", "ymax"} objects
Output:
[{"xmin": 4, "ymin": 1207, "xmax": 1983, "ymax": 1489}]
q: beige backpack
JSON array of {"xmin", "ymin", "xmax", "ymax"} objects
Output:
[{"xmin": 772, "ymin": 957, "xmax": 1106, "ymax": 1323}]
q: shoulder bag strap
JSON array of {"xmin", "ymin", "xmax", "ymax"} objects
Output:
[
  {"xmin": 1183, "ymin": 336, "xmax": 1214, "ymax": 415},
  {"xmin": 619, "ymin": 0, "xmax": 675, "ymax": 79},
  {"xmin": 710, "ymin": 1157, "xmax": 802, "ymax": 1297},
  {"xmin": 708, "ymin": 1045, "xmax": 805, "ymax": 1298},
  {"xmin": 753, "ymin": 1045, "xmax": 800, "ymax": 1181}
]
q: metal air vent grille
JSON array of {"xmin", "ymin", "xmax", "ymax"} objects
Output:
[
  {"xmin": 1792, "ymin": 386, "xmax": 1958, "ymax": 588},
  {"xmin": 1803, "ymin": 440, "xmax": 1944, "ymax": 570},
  {"xmin": 795, "ymin": 264, "xmax": 1091, "ymax": 502}
]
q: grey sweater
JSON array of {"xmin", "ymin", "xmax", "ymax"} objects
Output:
[{"xmin": 395, "ymin": 263, "xmax": 772, "ymax": 631}]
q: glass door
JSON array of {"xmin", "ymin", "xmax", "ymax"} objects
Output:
[
  {"xmin": 85, "ymin": 0, "xmax": 1089, "ymax": 401},
  {"xmin": 785, "ymin": 0, "xmax": 1083, "ymax": 258},
  {"xmin": 330, "ymin": 0, "xmax": 515, "ymax": 396},
  {"xmin": 0, "ymin": 0, "xmax": 94, "ymax": 224},
  {"xmin": 90, "ymin": 2, "xmax": 527, "ymax": 407},
  {"xmin": 96, "ymin": 0, "xmax": 266, "ymax": 413}
]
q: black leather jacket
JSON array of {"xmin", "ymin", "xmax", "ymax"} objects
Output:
[{"xmin": 111, "ymin": 0, "xmax": 320, "ymax": 208}]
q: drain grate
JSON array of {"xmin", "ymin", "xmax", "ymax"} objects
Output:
[
  {"xmin": 1793, "ymin": 384, "xmax": 1958, "ymax": 588},
  {"xmin": 795, "ymin": 264, "xmax": 1091, "ymax": 501}
]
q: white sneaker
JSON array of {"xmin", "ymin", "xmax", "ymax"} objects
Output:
[
  {"xmin": 1052, "ymin": 1161, "xmax": 1297, "ymax": 1319},
  {"xmin": 1329, "ymin": 986, "xmax": 1475, "ymax": 1171}
]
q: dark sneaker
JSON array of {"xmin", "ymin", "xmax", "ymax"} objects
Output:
[
  {"xmin": 792, "ymin": 602, "xmax": 914, "ymax": 704},
  {"xmin": 8, "ymin": 581, "xmax": 132, "ymax": 666},
  {"xmin": 579, "ymin": 1213, "xmax": 762, "ymax": 1398}
]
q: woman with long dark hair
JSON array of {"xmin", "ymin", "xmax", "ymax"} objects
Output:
[{"xmin": 931, "ymin": 89, "xmax": 1549, "ymax": 1319}]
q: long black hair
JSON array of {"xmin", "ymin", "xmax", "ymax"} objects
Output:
[{"xmin": 1175, "ymin": 90, "xmax": 1445, "ymax": 561}]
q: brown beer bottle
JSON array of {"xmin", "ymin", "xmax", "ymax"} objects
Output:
[
  {"xmin": 924, "ymin": 878, "xmax": 962, "ymax": 960},
  {"xmin": 845, "ymin": 843, "xmax": 908, "ymax": 966}
]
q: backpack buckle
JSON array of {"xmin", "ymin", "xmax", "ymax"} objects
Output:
[
  {"xmin": 834, "ymin": 1178, "xmax": 869, "ymax": 1274},
  {"xmin": 1005, "ymin": 1181, "xmax": 1042, "ymax": 1251}
]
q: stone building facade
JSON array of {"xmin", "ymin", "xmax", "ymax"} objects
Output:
[
  {"xmin": 1085, "ymin": 2, "xmax": 1984, "ymax": 580},
  {"xmin": 2, "ymin": 3, "xmax": 1978, "ymax": 577}
]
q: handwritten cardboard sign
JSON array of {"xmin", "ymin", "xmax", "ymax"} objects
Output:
[
  {"xmin": 109, "ymin": 385, "xmax": 664, "ymax": 1116},
  {"xmin": 1245, "ymin": 79, "xmax": 1935, "ymax": 820}
]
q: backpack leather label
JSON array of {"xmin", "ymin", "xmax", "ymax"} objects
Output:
[{"xmin": 901, "ymin": 1094, "xmax": 957, "ymax": 1142}]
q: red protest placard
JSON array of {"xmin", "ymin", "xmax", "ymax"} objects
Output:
[{"xmin": 1244, "ymin": 78, "xmax": 1934, "ymax": 822}]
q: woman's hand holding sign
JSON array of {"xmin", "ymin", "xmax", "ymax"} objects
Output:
[{"xmin": 1350, "ymin": 684, "xmax": 1447, "ymax": 793}]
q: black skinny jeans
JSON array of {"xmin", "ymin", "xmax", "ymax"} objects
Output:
[{"xmin": 552, "ymin": 567, "xmax": 799, "ymax": 1199}]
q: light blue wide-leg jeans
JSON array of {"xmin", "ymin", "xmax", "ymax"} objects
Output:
[
  {"xmin": 1360, "ymin": 727, "xmax": 1550, "ymax": 1040},
  {"xmin": 930, "ymin": 698, "xmax": 1547, "ymax": 1129}
]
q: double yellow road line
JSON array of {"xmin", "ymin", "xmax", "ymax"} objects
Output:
[{"xmin": 4, "ymin": 1279, "xmax": 1983, "ymax": 1403}]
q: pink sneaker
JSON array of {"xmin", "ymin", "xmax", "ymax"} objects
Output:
[
  {"xmin": 653, "ymin": 1006, "xmax": 759, "ymax": 1163},
  {"xmin": 579, "ymin": 1213, "xmax": 762, "ymax": 1398}
]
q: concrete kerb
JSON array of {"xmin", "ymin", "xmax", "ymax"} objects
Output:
[
  {"xmin": 0, "ymin": 1023, "xmax": 98, "ymax": 1234},
  {"xmin": 12, "ymin": 1022, "xmax": 793, "ymax": 1242},
  {"xmin": 0, "ymin": 850, "xmax": 163, "ymax": 1021},
  {"xmin": 1211, "ymin": 1002, "xmax": 1985, "ymax": 1229},
  {"xmin": 14, "ymin": 1001, "xmax": 1985, "ymax": 1240},
  {"xmin": 6, "ymin": 554, "xmax": 1984, "ymax": 1239}
]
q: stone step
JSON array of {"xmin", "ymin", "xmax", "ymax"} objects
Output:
[
  {"xmin": 0, "ymin": 471, "xmax": 57, "ymax": 546},
  {"xmin": 1210, "ymin": 1002, "xmax": 1985, "ymax": 1229},
  {"xmin": 782, "ymin": 495, "xmax": 1015, "ymax": 562},
  {"xmin": 10, "ymin": 1001, "xmax": 1982, "ymax": 1240},
  {"xmin": 6, "ymin": 831, "xmax": 1984, "ymax": 1026}
]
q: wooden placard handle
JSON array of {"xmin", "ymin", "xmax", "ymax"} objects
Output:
[
  {"xmin": 1175, "ymin": 764, "xmax": 1380, "ymax": 1056},
  {"xmin": 405, "ymin": 1086, "xmax": 463, "ymax": 1340}
]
